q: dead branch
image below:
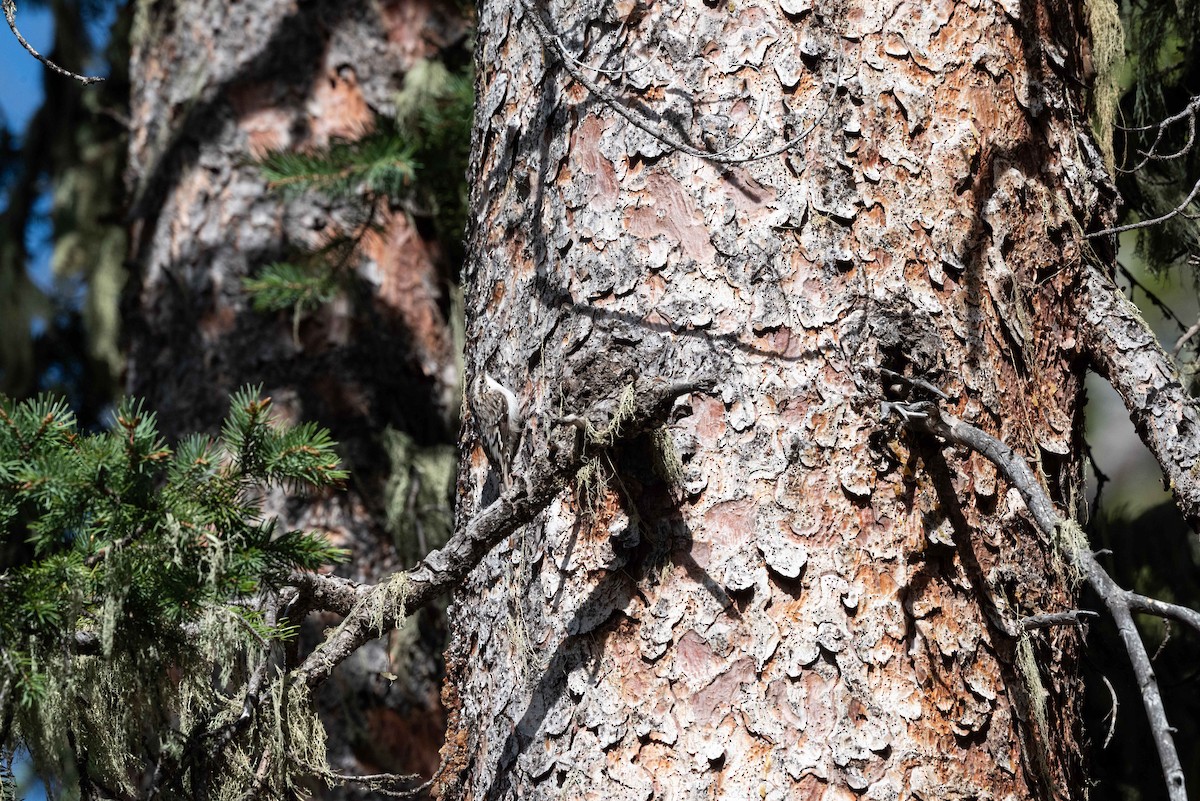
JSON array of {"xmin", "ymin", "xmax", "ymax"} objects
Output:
[
  {"xmin": 1116, "ymin": 95, "xmax": 1200, "ymax": 174},
  {"xmin": 1173, "ymin": 319, "xmax": 1200, "ymax": 357},
  {"xmin": 1021, "ymin": 610, "xmax": 1100, "ymax": 630},
  {"xmin": 1090, "ymin": 93, "xmax": 1200, "ymax": 238},
  {"xmin": 884, "ymin": 399, "xmax": 1190, "ymax": 801},
  {"xmin": 289, "ymin": 377, "xmax": 711, "ymax": 689},
  {"xmin": 1079, "ymin": 267, "xmax": 1200, "ymax": 532},
  {"xmin": 2, "ymin": 0, "xmax": 103, "ymax": 85},
  {"xmin": 1087, "ymin": 172, "xmax": 1200, "ymax": 238}
]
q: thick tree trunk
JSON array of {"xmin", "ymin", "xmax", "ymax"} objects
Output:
[
  {"xmin": 123, "ymin": 0, "xmax": 466, "ymax": 781},
  {"xmin": 444, "ymin": 0, "xmax": 1115, "ymax": 798}
]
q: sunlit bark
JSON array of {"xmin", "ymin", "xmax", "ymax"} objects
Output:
[{"xmin": 441, "ymin": 0, "xmax": 1115, "ymax": 797}]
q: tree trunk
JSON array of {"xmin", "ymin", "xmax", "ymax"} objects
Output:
[
  {"xmin": 123, "ymin": 0, "xmax": 466, "ymax": 781},
  {"xmin": 444, "ymin": 0, "xmax": 1115, "ymax": 798}
]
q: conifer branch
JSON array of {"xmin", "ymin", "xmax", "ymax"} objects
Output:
[
  {"xmin": 257, "ymin": 132, "xmax": 416, "ymax": 199},
  {"xmin": 289, "ymin": 377, "xmax": 712, "ymax": 688},
  {"xmin": 0, "ymin": 387, "xmax": 348, "ymax": 795}
]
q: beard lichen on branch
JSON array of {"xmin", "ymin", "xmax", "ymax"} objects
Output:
[{"xmin": 0, "ymin": 387, "xmax": 348, "ymax": 797}]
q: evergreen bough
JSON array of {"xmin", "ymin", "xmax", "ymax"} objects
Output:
[
  {"xmin": 0, "ymin": 387, "xmax": 347, "ymax": 799},
  {"xmin": 243, "ymin": 59, "xmax": 474, "ymax": 323}
]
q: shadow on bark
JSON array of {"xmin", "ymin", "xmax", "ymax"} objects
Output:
[
  {"xmin": 916, "ymin": 437, "xmax": 1082, "ymax": 798},
  {"xmin": 482, "ymin": 437, "xmax": 721, "ymax": 800}
]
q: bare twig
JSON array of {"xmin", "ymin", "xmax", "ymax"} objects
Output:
[
  {"xmin": 885, "ymin": 400, "xmax": 1190, "ymax": 801},
  {"xmin": 2, "ymin": 0, "xmax": 103, "ymax": 85},
  {"xmin": 327, "ymin": 772, "xmax": 430, "ymax": 799},
  {"xmin": 1082, "ymin": 438, "xmax": 1110, "ymax": 522},
  {"xmin": 1100, "ymin": 673, "xmax": 1120, "ymax": 748},
  {"xmin": 1021, "ymin": 610, "xmax": 1100, "ymax": 630},
  {"xmin": 1089, "ymin": 93, "xmax": 1200, "ymax": 238},
  {"xmin": 1127, "ymin": 593, "xmax": 1200, "ymax": 638},
  {"xmin": 1087, "ymin": 171, "xmax": 1200, "ymax": 238},
  {"xmin": 84, "ymin": 535, "xmax": 134, "ymax": 567},
  {"xmin": 1173, "ymin": 320, "xmax": 1200, "ymax": 358},
  {"xmin": 1114, "ymin": 263, "xmax": 1189, "ymax": 334},
  {"xmin": 1116, "ymin": 95, "xmax": 1200, "ymax": 173},
  {"xmin": 879, "ymin": 367, "xmax": 950, "ymax": 400},
  {"xmin": 289, "ymin": 377, "xmax": 713, "ymax": 688},
  {"xmin": 548, "ymin": 30, "xmax": 659, "ymax": 78}
]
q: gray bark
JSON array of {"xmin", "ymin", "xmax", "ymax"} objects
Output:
[{"xmin": 441, "ymin": 0, "xmax": 1114, "ymax": 798}]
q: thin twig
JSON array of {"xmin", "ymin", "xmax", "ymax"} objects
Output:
[
  {"xmin": 1087, "ymin": 171, "xmax": 1200, "ymax": 238},
  {"xmin": 1172, "ymin": 320, "xmax": 1200, "ymax": 357},
  {"xmin": 1082, "ymin": 438, "xmax": 1110, "ymax": 523},
  {"xmin": 1127, "ymin": 593, "xmax": 1200, "ymax": 638},
  {"xmin": 2, "ymin": 0, "xmax": 103, "ymax": 85},
  {"xmin": 1021, "ymin": 610, "xmax": 1100, "ymax": 630},
  {"xmin": 549, "ymin": 30, "xmax": 660, "ymax": 78},
  {"xmin": 1100, "ymin": 673, "xmax": 1120, "ymax": 748},
  {"xmin": 1116, "ymin": 95, "xmax": 1200, "ymax": 174},
  {"xmin": 1115, "ymin": 263, "xmax": 1188, "ymax": 334},
  {"xmin": 879, "ymin": 367, "xmax": 950, "ymax": 400},
  {"xmin": 327, "ymin": 773, "xmax": 431, "ymax": 799}
]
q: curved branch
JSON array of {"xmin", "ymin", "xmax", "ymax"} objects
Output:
[
  {"xmin": 2, "ymin": 0, "xmax": 103, "ymax": 85},
  {"xmin": 289, "ymin": 377, "xmax": 712, "ymax": 688},
  {"xmin": 886, "ymin": 400, "xmax": 1190, "ymax": 801},
  {"xmin": 1086, "ymin": 172, "xmax": 1200, "ymax": 238},
  {"xmin": 1079, "ymin": 267, "xmax": 1200, "ymax": 532}
]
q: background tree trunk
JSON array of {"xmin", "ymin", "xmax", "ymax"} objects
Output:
[
  {"xmin": 443, "ymin": 0, "xmax": 1116, "ymax": 798},
  {"xmin": 122, "ymin": 0, "xmax": 467, "ymax": 782}
]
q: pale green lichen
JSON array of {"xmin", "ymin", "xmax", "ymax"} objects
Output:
[
  {"xmin": 9, "ymin": 602, "xmax": 335, "ymax": 801},
  {"xmin": 504, "ymin": 606, "xmax": 540, "ymax": 678},
  {"xmin": 368, "ymin": 571, "xmax": 413, "ymax": 635},
  {"xmin": 1014, "ymin": 632, "xmax": 1059, "ymax": 797},
  {"xmin": 1015, "ymin": 634, "xmax": 1049, "ymax": 736},
  {"xmin": 1084, "ymin": 0, "xmax": 1125, "ymax": 174},
  {"xmin": 650, "ymin": 425, "xmax": 684, "ymax": 486},
  {"xmin": 1054, "ymin": 519, "xmax": 1090, "ymax": 589},
  {"xmin": 583, "ymin": 383, "xmax": 637, "ymax": 447},
  {"xmin": 573, "ymin": 455, "xmax": 611, "ymax": 518}
]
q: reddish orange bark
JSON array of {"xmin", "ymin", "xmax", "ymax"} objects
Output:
[
  {"xmin": 442, "ymin": 0, "xmax": 1114, "ymax": 797},
  {"xmin": 124, "ymin": 0, "xmax": 467, "ymax": 781}
]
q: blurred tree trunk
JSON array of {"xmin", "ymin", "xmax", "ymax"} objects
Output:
[
  {"xmin": 441, "ymin": 0, "xmax": 1117, "ymax": 798},
  {"xmin": 122, "ymin": 0, "xmax": 467, "ymax": 782}
]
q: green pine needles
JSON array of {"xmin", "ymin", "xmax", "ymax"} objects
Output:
[
  {"xmin": 256, "ymin": 132, "xmax": 417, "ymax": 202},
  {"xmin": 243, "ymin": 58, "xmax": 474, "ymax": 329},
  {"xmin": 0, "ymin": 387, "xmax": 347, "ymax": 799}
]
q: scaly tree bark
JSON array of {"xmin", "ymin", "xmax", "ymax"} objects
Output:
[
  {"xmin": 442, "ymin": 0, "xmax": 1121, "ymax": 797},
  {"xmin": 122, "ymin": 0, "xmax": 467, "ymax": 782}
]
